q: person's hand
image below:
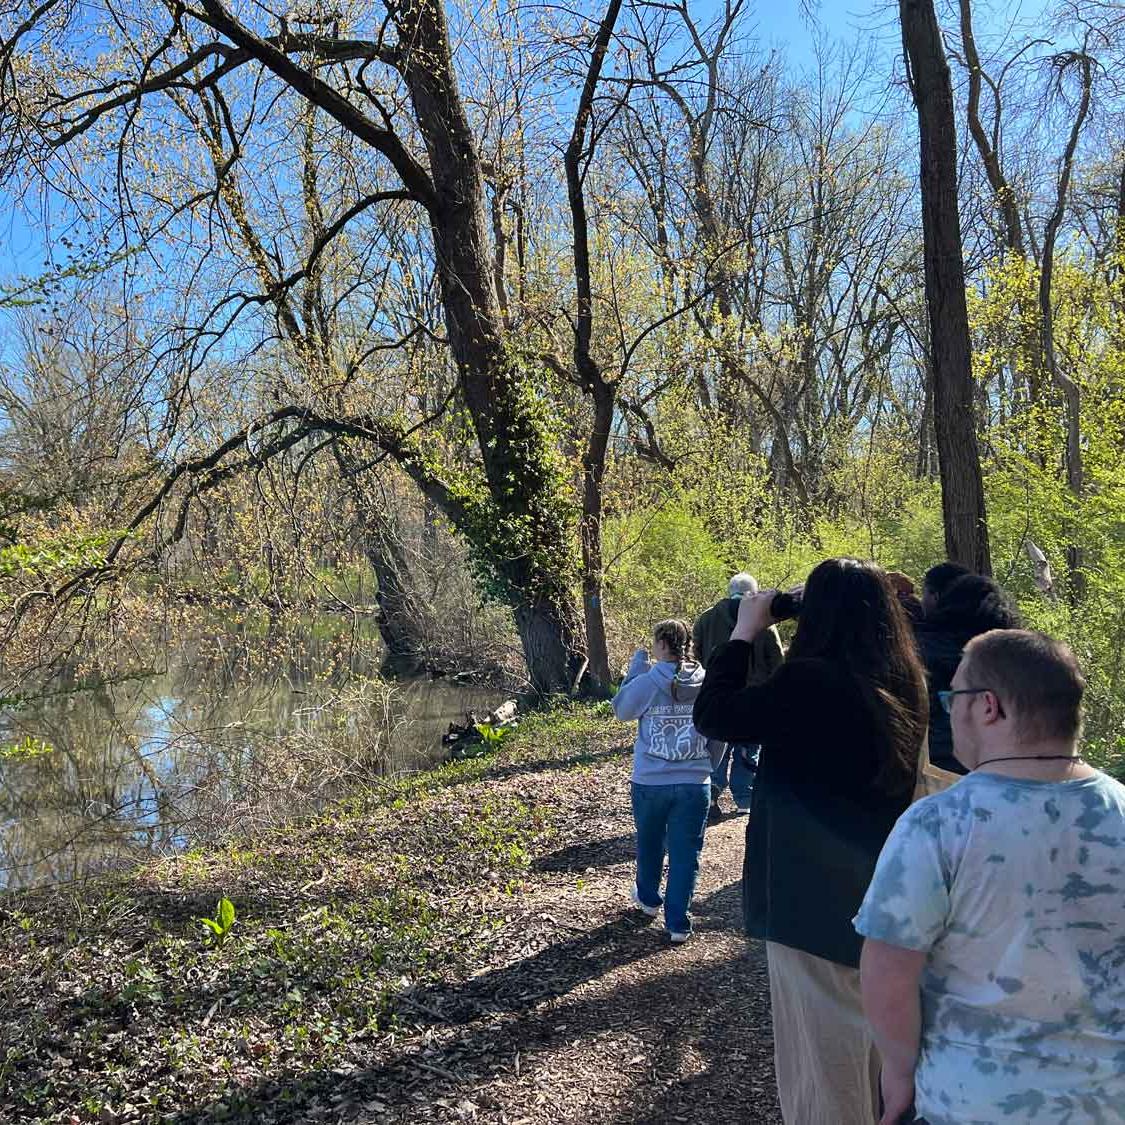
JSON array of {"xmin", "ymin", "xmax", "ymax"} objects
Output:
[
  {"xmin": 730, "ymin": 591, "xmax": 775, "ymax": 642},
  {"xmin": 878, "ymin": 1066, "xmax": 915, "ymax": 1125}
]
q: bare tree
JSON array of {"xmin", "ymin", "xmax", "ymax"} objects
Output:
[
  {"xmin": 0, "ymin": 302, "xmax": 153, "ymax": 512},
  {"xmin": 0, "ymin": 0, "xmax": 588, "ymax": 693},
  {"xmin": 563, "ymin": 0, "xmax": 625, "ymax": 692},
  {"xmin": 899, "ymin": 0, "xmax": 992, "ymax": 572},
  {"xmin": 953, "ymin": 0, "xmax": 1028, "ymax": 258}
]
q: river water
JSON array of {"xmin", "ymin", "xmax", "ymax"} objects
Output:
[{"xmin": 0, "ymin": 618, "xmax": 511, "ymax": 892}]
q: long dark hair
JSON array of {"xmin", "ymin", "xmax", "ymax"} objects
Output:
[{"xmin": 787, "ymin": 558, "xmax": 928, "ymax": 795}]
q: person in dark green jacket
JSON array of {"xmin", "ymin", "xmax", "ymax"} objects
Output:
[{"xmin": 692, "ymin": 573, "xmax": 783, "ymax": 815}]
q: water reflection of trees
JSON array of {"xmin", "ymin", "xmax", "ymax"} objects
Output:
[{"xmin": 0, "ymin": 617, "xmax": 503, "ymax": 891}]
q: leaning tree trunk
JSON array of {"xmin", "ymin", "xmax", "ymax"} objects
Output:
[
  {"xmin": 900, "ymin": 0, "xmax": 992, "ymax": 574},
  {"xmin": 957, "ymin": 0, "xmax": 1046, "ymax": 433},
  {"xmin": 395, "ymin": 0, "xmax": 586, "ymax": 693},
  {"xmin": 333, "ymin": 446, "xmax": 432, "ymax": 674},
  {"xmin": 193, "ymin": 0, "xmax": 587, "ymax": 695},
  {"xmin": 363, "ymin": 525, "xmax": 428, "ymax": 674}
]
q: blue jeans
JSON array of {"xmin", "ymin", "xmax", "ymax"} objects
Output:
[
  {"xmin": 710, "ymin": 742, "xmax": 759, "ymax": 807},
  {"xmin": 631, "ymin": 781, "xmax": 710, "ymax": 934}
]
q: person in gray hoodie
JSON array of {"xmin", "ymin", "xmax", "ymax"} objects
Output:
[{"xmin": 612, "ymin": 618, "xmax": 716, "ymax": 944}]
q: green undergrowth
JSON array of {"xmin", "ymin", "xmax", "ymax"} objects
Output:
[{"xmin": 0, "ymin": 701, "xmax": 626, "ymax": 1123}]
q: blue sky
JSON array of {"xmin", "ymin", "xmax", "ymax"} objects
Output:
[
  {"xmin": 759, "ymin": 0, "xmax": 898, "ymax": 61},
  {"xmin": 0, "ymin": 0, "xmax": 1058, "ymax": 290},
  {"xmin": 0, "ymin": 2, "xmax": 885, "ymax": 282}
]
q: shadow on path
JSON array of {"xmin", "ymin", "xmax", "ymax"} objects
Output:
[
  {"xmin": 166, "ymin": 924, "xmax": 775, "ymax": 1124},
  {"xmin": 144, "ymin": 751, "xmax": 777, "ymax": 1124},
  {"xmin": 532, "ymin": 831, "xmax": 636, "ymax": 874}
]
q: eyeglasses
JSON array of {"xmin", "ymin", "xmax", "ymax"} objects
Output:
[{"xmin": 937, "ymin": 688, "xmax": 1005, "ymax": 718}]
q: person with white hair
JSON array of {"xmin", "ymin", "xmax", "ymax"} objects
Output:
[
  {"xmin": 692, "ymin": 572, "xmax": 783, "ymax": 817},
  {"xmin": 729, "ymin": 572, "xmax": 758, "ymax": 597}
]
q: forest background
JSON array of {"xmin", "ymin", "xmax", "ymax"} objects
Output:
[{"xmin": 0, "ymin": 0, "xmax": 1123, "ymax": 797}]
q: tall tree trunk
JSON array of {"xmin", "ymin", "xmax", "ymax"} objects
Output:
[
  {"xmin": 1117, "ymin": 158, "xmax": 1125, "ymax": 269},
  {"xmin": 900, "ymin": 0, "xmax": 992, "ymax": 574},
  {"xmin": 391, "ymin": 0, "xmax": 586, "ymax": 692},
  {"xmin": 565, "ymin": 0, "xmax": 624, "ymax": 695},
  {"xmin": 579, "ymin": 380, "xmax": 615, "ymax": 694},
  {"xmin": 1038, "ymin": 50, "xmax": 1093, "ymax": 601}
]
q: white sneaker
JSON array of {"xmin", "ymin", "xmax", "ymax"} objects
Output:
[
  {"xmin": 667, "ymin": 930, "xmax": 690, "ymax": 944},
  {"xmin": 630, "ymin": 885, "xmax": 659, "ymax": 917}
]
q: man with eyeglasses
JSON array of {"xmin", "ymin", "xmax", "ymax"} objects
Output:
[{"xmin": 852, "ymin": 629, "xmax": 1125, "ymax": 1124}]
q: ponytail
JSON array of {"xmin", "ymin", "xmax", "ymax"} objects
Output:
[{"xmin": 653, "ymin": 618, "xmax": 692, "ymax": 701}]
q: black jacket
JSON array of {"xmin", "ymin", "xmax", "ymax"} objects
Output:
[{"xmin": 693, "ymin": 641, "xmax": 912, "ymax": 967}]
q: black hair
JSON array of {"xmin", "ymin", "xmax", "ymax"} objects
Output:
[
  {"xmin": 787, "ymin": 558, "xmax": 928, "ymax": 795},
  {"xmin": 923, "ymin": 561, "xmax": 972, "ymax": 598},
  {"xmin": 932, "ymin": 574, "xmax": 1021, "ymax": 636}
]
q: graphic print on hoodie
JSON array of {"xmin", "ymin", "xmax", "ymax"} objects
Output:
[{"xmin": 612, "ymin": 651, "xmax": 713, "ymax": 785}]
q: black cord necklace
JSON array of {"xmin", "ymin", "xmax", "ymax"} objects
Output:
[{"xmin": 974, "ymin": 754, "xmax": 1084, "ymax": 769}]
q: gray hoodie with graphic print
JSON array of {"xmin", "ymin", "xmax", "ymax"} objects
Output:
[{"xmin": 612, "ymin": 651, "xmax": 716, "ymax": 785}]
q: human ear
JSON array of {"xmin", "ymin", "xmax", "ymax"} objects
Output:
[{"xmin": 983, "ymin": 691, "xmax": 1006, "ymax": 723}]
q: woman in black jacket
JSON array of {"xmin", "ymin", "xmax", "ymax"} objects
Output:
[
  {"xmin": 693, "ymin": 558, "xmax": 927, "ymax": 1125},
  {"xmin": 914, "ymin": 572, "xmax": 1021, "ymax": 773}
]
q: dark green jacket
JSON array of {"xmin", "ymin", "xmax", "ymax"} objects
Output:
[{"xmin": 692, "ymin": 597, "xmax": 783, "ymax": 684}]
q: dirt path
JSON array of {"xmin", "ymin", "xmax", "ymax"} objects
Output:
[{"xmin": 344, "ymin": 753, "xmax": 782, "ymax": 1124}]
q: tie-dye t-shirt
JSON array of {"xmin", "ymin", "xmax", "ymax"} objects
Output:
[{"xmin": 854, "ymin": 769, "xmax": 1125, "ymax": 1124}]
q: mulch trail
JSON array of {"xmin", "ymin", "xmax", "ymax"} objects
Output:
[{"xmin": 341, "ymin": 754, "xmax": 782, "ymax": 1124}]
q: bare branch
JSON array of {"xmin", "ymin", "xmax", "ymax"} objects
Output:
[{"xmin": 192, "ymin": 1, "xmax": 437, "ymax": 208}]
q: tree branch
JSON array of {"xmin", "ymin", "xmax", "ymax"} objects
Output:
[{"xmin": 193, "ymin": 1, "xmax": 436, "ymax": 208}]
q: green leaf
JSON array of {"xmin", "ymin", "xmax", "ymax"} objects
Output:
[{"xmin": 217, "ymin": 897, "xmax": 236, "ymax": 932}]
